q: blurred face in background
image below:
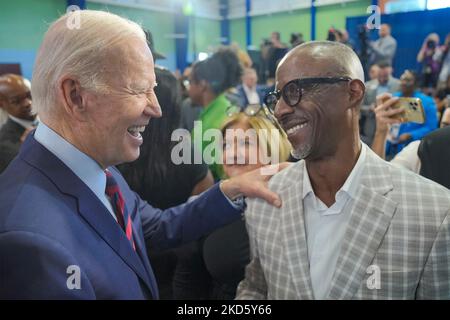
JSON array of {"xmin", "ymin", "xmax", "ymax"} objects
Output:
[
  {"xmin": 377, "ymin": 66, "xmax": 392, "ymax": 85},
  {"xmin": 400, "ymin": 70, "xmax": 416, "ymax": 95},
  {"xmin": 0, "ymin": 75, "xmax": 35, "ymax": 121},
  {"xmin": 222, "ymin": 120, "xmax": 264, "ymax": 177},
  {"xmin": 271, "ymin": 32, "xmax": 281, "ymax": 45},
  {"xmin": 242, "ymin": 68, "xmax": 258, "ymax": 89},
  {"xmin": 188, "ymin": 75, "xmax": 204, "ymax": 106},
  {"xmin": 369, "ymin": 64, "xmax": 379, "ymax": 81},
  {"xmin": 379, "ymin": 24, "xmax": 390, "ymax": 38}
]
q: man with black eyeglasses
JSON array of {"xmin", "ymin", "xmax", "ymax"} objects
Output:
[
  {"xmin": 236, "ymin": 41, "xmax": 450, "ymax": 300},
  {"xmin": 0, "ymin": 74, "xmax": 37, "ymax": 174}
]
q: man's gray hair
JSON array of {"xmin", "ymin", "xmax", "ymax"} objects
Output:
[{"xmin": 31, "ymin": 10, "xmax": 146, "ymax": 116}]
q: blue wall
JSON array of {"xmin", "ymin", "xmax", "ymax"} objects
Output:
[{"xmin": 347, "ymin": 7, "xmax": 450, "ymax": 79}]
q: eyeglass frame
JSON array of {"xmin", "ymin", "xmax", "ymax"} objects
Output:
[{"xmin": 264, "ymin": 76, "xmax": 352, "ymax": 110}]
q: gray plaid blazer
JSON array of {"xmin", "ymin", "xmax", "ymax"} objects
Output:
[{"xmin": 236, "ymin": 147, "xmax": 450, "ymax": 299}]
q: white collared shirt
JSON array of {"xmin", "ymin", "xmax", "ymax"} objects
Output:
[
  {"xmin": 302, "ymin": 143, "xmax": 367, "ymax": 299},
  {"xmin": 242, "ymin": 84, "xmax": 260, "ymax": 105},
  {"xmin": 9, "ymin": 115, "xmax": 38, "ymax": 130},
  {"xmin": 34, "ymin": 122, "xmax": 116, "ymax": 221}
]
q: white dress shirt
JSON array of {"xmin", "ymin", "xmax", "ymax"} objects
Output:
[
  {"xmin": 243, "ymin": 84, "xmax": 260, "ymax": 105},
  {"xmin": 391, "ymin": 139, "xmax": 421, "ymax": 173},
  {"xmin": 9, "ymin": 115, "xmax": 38, "ymax": 130},
  {"xmin": 34, "ymin": 122, "xmax": 116, "ymax": 221},
  {"xmin": 303, "ymin": 143, "xmax": 367, "ymax": 299}
]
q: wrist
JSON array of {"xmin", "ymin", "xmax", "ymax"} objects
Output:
[
  {"xmin": 374, "ymin": 129, "xmax": 388, "ymax": 137},
  {"xmin": 220, "ymin": 179, "xmax": 243, "ymax": 200}
]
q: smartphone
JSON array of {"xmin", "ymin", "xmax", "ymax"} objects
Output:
[{"xmin": 392, "ymin": 97, "xmax": 425, "ymax": 124}]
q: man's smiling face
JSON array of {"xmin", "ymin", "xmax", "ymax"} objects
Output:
[
  {"xmin": 273, "ymin": 50, "xmax": 351, "ymax": 161},
  {"xmin": 78, "ymin": 37, "xmax": 162, "ymax": 168}
]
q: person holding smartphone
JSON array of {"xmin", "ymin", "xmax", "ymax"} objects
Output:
[{"xmin": 384, "ymin": 70, "xmax": 438, "ymax": 160}]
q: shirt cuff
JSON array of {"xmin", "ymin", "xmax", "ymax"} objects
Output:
[{"xmin": 221, "ymin": 188, "xmax": 247, "ymax": 211}]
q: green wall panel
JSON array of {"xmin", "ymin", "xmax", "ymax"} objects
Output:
[
  {"xmin": 230, "ymin": 17, "xmax": 246, "ymax": 49},
  {"xmin": 316, "ymin": 0, "xmax": 371, "ymax": 41},
  {"xmin": 250, "ymin": 8, "xmax": 311, "ymax": 48},
  {"xmin": 0, "ymin": 0, "xmax": 65, "ymax": 50},
  {"xmin": 86, "ymin": 2, "xmax": 175, "ymax": 56},
  {"xmin": 188, "ymin": 16, "xmax": 221, "ymax": 61}
]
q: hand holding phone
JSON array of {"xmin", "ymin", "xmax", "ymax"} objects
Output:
[
  {"xmin": 374, "ymin": 94, "xmax": 403, "ymax": 134},
  {"xmin": 391, "ymin": 97, "xmax": 425, "ymax": 124}
]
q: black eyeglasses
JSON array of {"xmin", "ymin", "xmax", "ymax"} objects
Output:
[{"xmin": 264, "ymin": 77, "xmax": 352, "ymax": 111}]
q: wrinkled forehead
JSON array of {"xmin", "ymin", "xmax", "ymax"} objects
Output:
[
  {"xmin": 276, "ymin": 52, "xmax": 339, "ymax": 87},
  {"xmin": 107, "ymin": 38, "xmax": 155, "ymax": 88}
]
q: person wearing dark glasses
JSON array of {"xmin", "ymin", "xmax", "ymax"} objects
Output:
[{"xmin": 236, "ymin": 41, "xmax": 450, "ymax": 300}]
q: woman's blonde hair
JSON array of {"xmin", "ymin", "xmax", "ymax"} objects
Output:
[
  {"xmin": 221, "ymin": 112, "xmax": 292, "ymax": 163},
  {"xmin": 31, "ymin": 10, "xmax": 146, "ymax": 116}
]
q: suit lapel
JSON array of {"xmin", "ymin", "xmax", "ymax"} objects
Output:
[
  {"xmin": 20, "ymin": 135, "xmax": 154, "ymax": 296},
  {"xmin": 280, "ymin": 161, "xmax": 314, "ymax": 299},
  {"xmin": 328, "ymin": 149, "xmax": 397, "ymax": 299}
]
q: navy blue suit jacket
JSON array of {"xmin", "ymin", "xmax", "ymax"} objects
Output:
[
  {"xmin": 0, "ymin": 135, "xmax": 241, "ymax": 299},
  {"xmin": 236, "ymin": 85, "xmax": 268, "ymax": 107}
]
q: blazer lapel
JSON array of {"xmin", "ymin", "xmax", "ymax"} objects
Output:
[
  {"xmin": 328, "ymin": 149, "xmax": 397, "ymax": 299},
  {"xmin": 280, "ymin": 161, "xmax": 314, "ymax": 299},
  {"xmin": 21, "ymin": 136, "xmax": 154, "ymax": 295}
]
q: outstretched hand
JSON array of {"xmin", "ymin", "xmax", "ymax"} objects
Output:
[{"xmin": 220, "ymin": 162, "xmax": 291, "ymax": 208}]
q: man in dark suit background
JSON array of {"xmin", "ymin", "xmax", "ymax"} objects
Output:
[
  {"xmin": 236, "ymin": 67, "xmax": 268, "ymax": 107},
  {"xmin": 0, "ymin": 10, "xmax": 283, "ymax": 299},
  {"xmin": 0, "ymin": 74, "xmax": 37, "ymax": 173}
]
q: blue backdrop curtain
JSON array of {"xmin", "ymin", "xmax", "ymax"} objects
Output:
[
  {"xmin": 67, "ymin": 0, "xmax": 86, "ymax": 9},
  {"xmin": 347, "ymin": 7, "xmax": 450, "ymax": 79}
]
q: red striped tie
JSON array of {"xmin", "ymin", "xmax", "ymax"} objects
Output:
[{"xmin": 105, "ymin": 169, "xmax": 135, "ymax": 250}]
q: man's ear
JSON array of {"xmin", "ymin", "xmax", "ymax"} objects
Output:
[
  {"xmin": 59, "ymin": 76, "xmax": 87, "ymax": 121},
  {"xmin": 348, "ymin": 79, "xmax": 365, "ymax": 108}
]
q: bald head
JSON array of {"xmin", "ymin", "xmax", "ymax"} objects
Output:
[
  {"xmin": 0, "ymin": 74, "xmax": 29, "ymax": 96},
  {"xmin": 278, "ymin": 41, "xmax": 365, "ymax": 82},
  {"xmin": 0, "ymin": 74, "xmax": 34, "ymax": 122}
]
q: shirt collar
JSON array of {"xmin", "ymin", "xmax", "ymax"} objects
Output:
[
  {"xmin": 9, "ymin": 115, "xmax": 38, "ymax": 129},
  {"xmin": 243, "ymin": 84, "xmax": 256, "ymax": 92},
  {"xmin": 302, "ymin": 142, "xmax": 367, "ymax": 201},
  {"xmin": 34, "ymin": 122, "xmax": 107, "ymax": 201}
]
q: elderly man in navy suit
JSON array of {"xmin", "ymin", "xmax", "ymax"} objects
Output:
[
  {"xmin": 0, "ymin": 10, "xmax": 283, "ymax": 299},
  {"xmin": 236, "ymin": 68, "xmax": 268, "ymax": 107}
]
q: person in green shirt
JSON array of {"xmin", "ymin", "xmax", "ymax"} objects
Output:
[{"xmin": 188, "ymin": 48, "xmax": 243, "ymax": 179}]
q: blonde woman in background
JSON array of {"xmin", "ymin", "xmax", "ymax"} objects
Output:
[{"xmin": 174, "ymin": 108, "xmax": 291, "ymax": 299}]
